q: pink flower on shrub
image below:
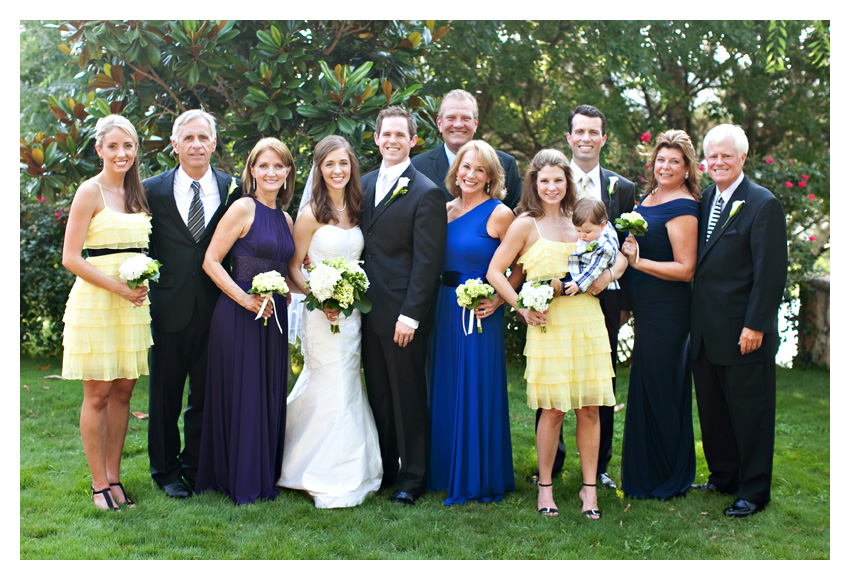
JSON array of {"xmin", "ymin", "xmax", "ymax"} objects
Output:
[
  {"xmin": 765, "ymin": 157, "xmax": 774, "ymax": 164},
  {"xmin": 798, "ymin": 181, "xmax": 807, "ymax": 188},
  {"xmin": 808, "ymin": 193, "xmax": 816, "ymax": 200},
  {"xmin": 802, "ymin": 174, "xmax": 809, "ymax": 180},
  {"xmin": 699, "ymin": 162, "xmax": 706, "ymax": 171},
  {"xmin": 809, "ymin": 236, "xmax": 817, "ymax": 241},
  {"xmin": 640, "ymin": 132, "xmax": 652, "ymax": 143},
  {"xmin": 785, "ymin": 181, "xmax": 794, "ymax": 188}
]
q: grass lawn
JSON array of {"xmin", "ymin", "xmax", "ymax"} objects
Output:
[{"xmin": 20, "ymin": 354, "xmax": 829, "ymax": 560}]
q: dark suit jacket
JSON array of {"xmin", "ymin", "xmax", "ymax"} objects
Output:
[
  {"xmin": 360, "ymin": 164, "xmax": 447, "ymax": 336},
  {"xmin": 411, "ymin": 146, "xmax": 523, "ymax": 208},
  {"xmin": 598, "ymin": 168, "xmax": 636, "ymax": 246},
  {"xmin": 144, "ymin": 166, "xmax": 241, "ymax": 333},
  {"xmin": 690, "ymin": 176, "xmax": 787, "ymax": 366}
]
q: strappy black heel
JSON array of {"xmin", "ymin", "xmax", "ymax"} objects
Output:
[
  {"xmin": 109, "ymin": 482, "xmax": 136, "ymax": 508},
  {"xmin": 537, "ymin": 482, "xmax": 559, "ymax": 516},
  {"xmin": 92, "ymin": 487, "xmax": 120, "ymax": 512},
  {"xmin": 580, "ymin": 483, "xmax": 601, "ymax": 519}
]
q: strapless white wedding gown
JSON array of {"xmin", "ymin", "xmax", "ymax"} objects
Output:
[{"xmin": 277, "ymin": 225, "xmax": 382, "ymax": 508}]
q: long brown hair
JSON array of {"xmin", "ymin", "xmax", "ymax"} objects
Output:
[
  {"xmin": 95, "ymin": 115, "xmax": 149, "ymax": 215},
  {"xmin": 241, "ymin": 137, "xmax": 296, "ymax": 208},
  {"xmin": 309, "ymin": 135, "xmax": 363, "ymax": 226},
  {"xmin": 645, "ymin": 130, "xmax": 702, "ymax": 201},
  {"xmin": 515, "ymin": 149, "xmax": 576, "ymax": 218}
]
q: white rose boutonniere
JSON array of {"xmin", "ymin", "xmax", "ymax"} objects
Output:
[
  {"xmin": 384, "ymin": 177, "xmax": 411, "ymax": 206},
  {"xmin": 607, "ymin": 176, "xmax": 619, "ymax": 207},
  {"xmin": 722, "ymin": 200, "xmax": 746, "ymax": 228},
  {"xmin": 225, "ymin": 177, "xmax": 240, "ymax": 205}
]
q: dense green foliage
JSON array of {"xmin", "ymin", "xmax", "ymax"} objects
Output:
[
  {"xmin": 19, "ymin": 20, "xmax": 830, "ymax": 355},
  {"xmin": 20, "ymin": 356, "xmax": 830, "ymax": 559}
]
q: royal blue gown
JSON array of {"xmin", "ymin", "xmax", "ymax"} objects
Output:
[
  {"xmin": 621, "ymin": 198, "xmax": 698, "ymax": 499},
  {"xmin": 428, "ymin": 198, "xmax": 515, "ymax": 504},
  {"xmin": 196, "ymin": 199, "xmax": 294, "ymax": 505}
]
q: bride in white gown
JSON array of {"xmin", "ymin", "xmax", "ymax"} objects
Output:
[{"xmin": 278, "ymin": 136, "xmax": 382, "ymax": 508}]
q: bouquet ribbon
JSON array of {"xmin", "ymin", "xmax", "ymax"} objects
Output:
[
  {"xmin": 461, "ymin": 307, "xmax": 483, "ymax": 336},
  {"xmin": 255, "ymin": 292, "xmax": 284, "ymax": 334}
]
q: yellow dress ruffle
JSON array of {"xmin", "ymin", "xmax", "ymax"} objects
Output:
[
  {"xmin": 62, "ymin": 207, "xmax": 153, "ymax": 381},
  {"xmin": 518, "ymin": 238, "xmax": 615, "ymax": 411}
]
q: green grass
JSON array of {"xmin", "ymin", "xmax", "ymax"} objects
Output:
[{"xmin": 20, "ymin": 355, "xmax": 829, "ymax": 559}]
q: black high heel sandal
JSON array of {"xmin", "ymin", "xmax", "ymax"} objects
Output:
[
  {"xmin": 92, "ymin": 487, "xmax": 120, "ymax": 512},
  {"xmin": 580, "ymin": 483, "xmax": 601, "ymax": 519},
  {"xmin": 537, "ymin": 482, "xmax": 559, "ymax": 516},
  {"xmin": 109, "ymin": 482, "xmax": 136, "ymax": 508}
]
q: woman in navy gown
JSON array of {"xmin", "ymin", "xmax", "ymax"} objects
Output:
[
  {"xmin": 620, "ymin": 130, "xmax": 700, "ymax": 499},
  {"xmin": 428, "ymin": 140, "xmax": 520, "ymax": 504},
  {"xmin": 195, "ymin": 138, "xmax": 295, "ymax": 504}
]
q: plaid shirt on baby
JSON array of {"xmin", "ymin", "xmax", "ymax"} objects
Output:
[{"xmin": 568, "ymin": 222, "xmax": 620, "ymax": 293}]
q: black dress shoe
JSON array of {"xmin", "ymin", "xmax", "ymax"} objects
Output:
[
  {"xmin": 691, "ymin": 482, "xmax": 719, "ymax": 492},
  {"xmin": 389, "ymin": 491, "xmax": 417, "ymax": 506},
  {"xmin": 598, "ymin": 472, "xmax": 617, "ymax": 490},
  {"xmin": 724, "ymin": 498, "xmax": 764, "ymax": 517},
  {"xmin": 162, "ymin": 480, "xmax": 192, "ymax": 499}
]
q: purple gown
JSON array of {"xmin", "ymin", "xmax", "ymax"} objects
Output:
[{"xmin": 196, "ymin": 199, "xmax": 294, "ymax": 504}]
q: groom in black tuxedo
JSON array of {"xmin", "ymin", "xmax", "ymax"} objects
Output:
[
  {"xmin": 144, "ymin": 110, "xmax": 240, "ymax": 498},
  {"xmin": 690, "ymin": 124, "xmax": 786, "ymax": 517},
  {"xmin": 360, "ymin": 106, "xmax": 447, "ymax": 505}
]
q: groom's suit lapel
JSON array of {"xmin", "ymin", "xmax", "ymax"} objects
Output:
[
  {"xmin": 369, "ymin": 165, "xmax": 417, "ymax": 226},
  {"xmin": 699, "ymin": 177, "xmax": 750, "ymax": 263}
]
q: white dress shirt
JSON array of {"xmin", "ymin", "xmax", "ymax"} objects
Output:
[
  {"xmin": 712, "ymin": 171, "xmax": 746, "ymax": 212},
  {"xmin": 173, "ymin": 166, "xmax": 220, "ymax": 228},
  {"xmin": 569, "ymin": 161, "xmax": 603, "ymax": 201},
  {"xmin": 374, "ymin": 160, "xmax": 411, "ymax": 206}
]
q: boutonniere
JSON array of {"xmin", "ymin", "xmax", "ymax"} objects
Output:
[
  {"xmin": 722, "ymin": 200, "xmax": 745, "ymax": 228},
  {"xmin": 606, "ymin": 176, "xmax": 619, "ymax": 207},
  {"xmin": 384, "ymin": 177, "xmax": 410, "ymax": 206},
  {"xmin": 225, "ymin": 177, "xmax": 240, "ymax": 205},
  {"xmin": 583, "ymin": 241, "xmax": 599, "ymax": 253}
]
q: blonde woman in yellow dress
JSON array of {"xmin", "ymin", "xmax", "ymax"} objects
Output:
[
  {"xmin": 487, "ymin": 149, "xmax": 618, "ymax": 519},
  {"xmin": 62, "ymin": 115, "xmax": 152, "ymax": 511}
]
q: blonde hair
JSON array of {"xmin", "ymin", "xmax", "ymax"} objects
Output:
[
  {"xmin": 95, "ymin": 114, "xmax": 149, "ymax": 214},
  {"xmin": 445, "ymin": 140, "xmax": 505, "ymax": 200}
]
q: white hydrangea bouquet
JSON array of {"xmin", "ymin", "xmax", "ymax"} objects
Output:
[
  {"xmin": 455, "ymin": 278, "xmax": 494, "ymax": 335},
  {"xmin": 614, "ymin": 211, "xmax": 648, "ymax": 236},
  {"xmin": 118, "ymin": 253, "xmax": 162, "ymax": 290},
  {"xmin": 248, "ymin": 270, "xmax": 289, "ymax": 331},
  {"xmin": 517, "ymin": 280, "xmax": 554, "ymax": 333},
  {"xmin": 303, "ymin": 257, "xmax": 372, "ymax": 334}
]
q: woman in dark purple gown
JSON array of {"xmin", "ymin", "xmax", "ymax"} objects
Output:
[{"xmin": 195, "ymin": 138, "xmax": 296, "ymax": 504}]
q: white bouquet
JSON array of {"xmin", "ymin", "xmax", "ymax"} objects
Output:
[
  {"xmin": 118, "ymin": 253, "xmax": 162, "ymax": 289},
  {"xmin": 517, "ymin": 280, "xmax": 554, "ymax": 333},
  {"xmin": 304, "ymin": 257, "xmax": 372, "ymax": 334},
  {"xmin": 614, "ymin": 211, "xmax": 648, "ymax": 236},
  {"xmin": 248, "ymin": 270, "xmax": 289, "ymax": 331},
  {"xmin": 455, "ymin": 278, "xmax": 495, "ymax": 335}
]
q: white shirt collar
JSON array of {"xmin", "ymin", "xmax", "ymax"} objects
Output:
[
  {"xmin": 443, "ymin": 144, "xmax": 457, "ymax": 167},
  {"xmin": 569, "ymin": 160, "xmax": 602, "ymax": 198},
  {"xmin": 175, "ymin": 165, "xmax": 216, "ymax": 196},
  {"xmin": 375, "ymin": 159, "xmax": 411, "ymax": 205},
  {"xmin": 714, "ymin": 171, "xmax": 745, "ymax": 210}
]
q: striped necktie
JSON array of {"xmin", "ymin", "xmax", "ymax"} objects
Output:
[
  {"xmin": 578, "ymin": 175, "xmax": 591, "ymax": 200},
  {"xmin": 188, "ymin": 180, "xmax": 205, "ymax": 242},
  {"xmin": 705, "ymin": 194, "xmax": 723, "ymax": 242}
]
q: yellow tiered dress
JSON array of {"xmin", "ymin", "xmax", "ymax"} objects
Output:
[
  {"xmin": 518, "ymin": 222, "xmax": 615, "ymax": 412},
  {"xmin": 62, "ymin": 187, "xmax": 153, "ymax": 381}
]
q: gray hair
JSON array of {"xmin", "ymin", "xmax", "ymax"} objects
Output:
[
  {"xmin": 439, "ymin": 89, "xmax": 479, "ymax": 120},
  {"xmin": 171, "ymin": 109, "xmax": 217, "ymax": 143},
  {"xmin": 703, "ymin": 124, "xmax": 749, "ymax": 157}
]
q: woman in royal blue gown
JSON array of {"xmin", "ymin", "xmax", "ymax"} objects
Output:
[
  {"xmin": 195, "ymin": 138, "xmax": 295, "ymax": 504},
  {"xmin": 428, "ymin": 140, "xmax": 520, "ymax": 504},
  {"xmin": 620, "ymin": 130, "xmax": 701, "ymax": 499}
]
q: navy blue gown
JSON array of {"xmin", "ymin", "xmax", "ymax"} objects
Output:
[
  {"xmin": 196, "ymin": 199, "xmax": 294, "ymax": 504},
  {"xmin": 428, "ymin": 198, "xmax": 515, "ymax": 504},
  {"xmin": 621, "ymin": 198, "xmax": 698, "ymax": 499}
]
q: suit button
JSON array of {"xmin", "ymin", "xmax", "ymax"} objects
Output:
[{"xmin": 368, "ymin": 231, "xmax": 373, "ymax": 236}]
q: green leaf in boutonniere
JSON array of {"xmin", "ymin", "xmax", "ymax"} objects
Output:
[
  {"xmin": 583, "ymin": 241, "xmax": 599, "ymax": 253},
  {"xmin": 722, "ymin": 200, "xmax": 745, "ymax": 228},
  {"xmin": 384, "ymin": 177, "xmax": 410, "ymax": 206},
  {"xmin": 606, "ymin": 176, "xmax": 619, "ymax": 207},
  {"xmin": 225, "ymin": 177, "xmax": 240, "ymax": 205}
]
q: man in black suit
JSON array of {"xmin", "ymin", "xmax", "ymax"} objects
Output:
[
  {"xmin": 145, "ymin": 110, "xmax": 240, "ymax": 498},
  {"xmin": 690, "ymin": 124, "xmax": 787, "ymax": 517},
  {"xmin": 411, "ymin": 89, "xmax": 523, "ymax": 208},
  {"xmin": 537, "ymin": 105, "xmax": 635, "ymax": 488},
  {"xmin": 360, "ymin": 106, "xmax": 447, "ymax": 505}
]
